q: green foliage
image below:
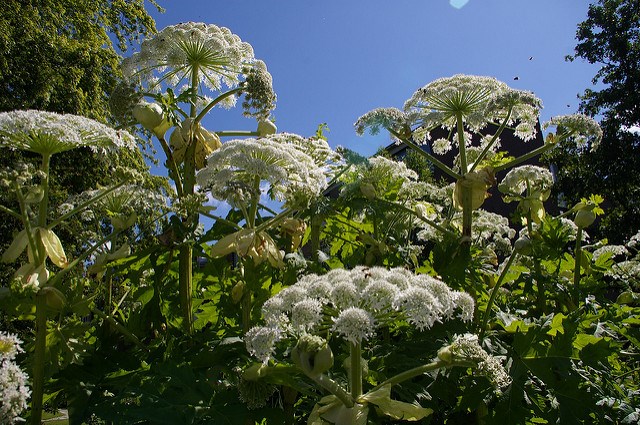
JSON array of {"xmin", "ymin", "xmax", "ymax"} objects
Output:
[{"xmin": 546, "ymin": 0, "xmax": 640, "ymax": 243}]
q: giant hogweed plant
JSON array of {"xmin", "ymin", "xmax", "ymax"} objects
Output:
[
  {"xmin": 196, "ymin": 132, "xmax": 341, "ymax": 332},
  {"xmin": 118, "ymin": 22, "xmax": 277, "ymax": 333},
  {"xmin": 243, "ymin": 267, "xmax": 510, "ymax": 424},
  {"xmin": 355, "ymin": 75, "xmax": 602, "ymax": 246},
  {"xmin": 0, "ymin": 110, "xmax": 140, "ymax": 424}
]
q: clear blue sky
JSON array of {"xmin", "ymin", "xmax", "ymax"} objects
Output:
[{"xmin": 147, "ymin": 0, "xmax": 599, "ymax": 157}]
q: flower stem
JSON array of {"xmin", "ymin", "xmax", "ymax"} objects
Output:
[
  {"xmin": 370, "ymin": 359, "xmax": 448, "ymax": 392},
  {"xmin": 468, "ymin": 109, "xmax": 512, "ymax": 173},
  {"xmin": 456, "ymin": 113, "xmax": 468, "ymax": 174},
  {"xmin": 479, "ymin": 250, "xmax": 518, "ymax": 340},
  {"xmin": 388, "ymin": 129, "xmax": 462, "ymax": 180},
  {"xmin": 573, "ymin": 227, "xmax": 584, "ymax": 305},
  {"xmin": 313, "ymin": 374, "xmax": 355, "ymax": 408},
  {"xmin": 30, "ymin": 291, "xmax": 48, "ymax": 425},
  {"xmin": 37, "ymin": 153, "xmax": 51, "ymax": 228},
  {"xmin": 493, "ymin": 142, "xmax": 555, "ymax": 172},
  {"xmin": 350, "ymin": 342, "xmax": 363, "ymax": 399}
]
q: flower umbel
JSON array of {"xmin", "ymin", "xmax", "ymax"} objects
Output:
[{"xmin": 0, "ymin": 110, "xmax": 136, "ymax": 156}]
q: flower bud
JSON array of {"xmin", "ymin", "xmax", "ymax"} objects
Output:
[
  {"xmin": 574, "ymin": 209, "xmax": 596, "ymax": 228},
  {"xmin": 514, "ymin": 236, "xmax": 532, "ymax": 255},
  {"xmin": 231, "ymin": 281, "xmax": 245, "ymax": 303},
  {"xmin": 360, "ymin": 183, "xmax": 376, "ymax": 200},
  {"xmin": 133, "ymin": 101, "xmax": 164, "ymax": 131},
  {"xmin": 291, "ymin": 334, "xmax": 334, "ymax": 377},
  {"xmin": 257, "ymin": 119, "xmax": 277, "ymax": 136},
  {"xmin": 437, "ymin": 345, "xmax": 454, "ymax": 364},
  {"xmin": 40, "ymin": 286, "xmax": 66, "ymax": 311}
]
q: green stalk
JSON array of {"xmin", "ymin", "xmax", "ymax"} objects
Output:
[
  {"xmin": 456, "ymin": 113, "xmax": 468, "ymax": 174},
  {"xmin": 370, "ymin": 359, "xmax": 449, "ymax": 392},
  {"xmin": 216, "ymin": 130, "xmax": 259, "ymax": 138},
  {"xmin": 493, "ymin": 142, "xmax": 556, "ymax": 172},
  {"xmin": 157, "ymin": 135, "xmax": 184, "ymax": 198},
  {"xmin": 461, "ymin": 180, "xmax": 473, "ymax": 240},
  {"xmin": 350, "ymin": 342, "xmax": 363, "ymax": 399},
  {"xmin": 13, "ymin": 183, "xmax": 41, "ymax": 265},
  {"xmin": 176, "ymin": 64, "xmax": 201, "ymax": 335},
  {"xmin": 30, "ymin": 292, "xmax": 48, "ymax": 425},
  {"xmin": 479, "ymin": 250, "xmax": 518, "ymax": 340},
  {"xmin": 573, "ymin": 227, "xmax": 584, "ymax": 304},
  {"xmin": 0, "ymin": 204, "xmax": 21, "ymax": 220},
  {"xmin": 194, "ymin": 87, "xmax": 243, "ymax": 125},
  {"xmin": 313, "ymin": 374, "xmax": 355, "ymax": 408},
  {"xmin": 48, "ymin": 180, "xmax": 128, "ymax": 230},
  {"xmin": 468, "ymin": 109, "xmax": 512, "ymax": 173},
  {"xmin": 37, "ymin": 154, "xmax": 51, "ymax": 228},
  {"xmin": 388, "ymin": 129, "xmax": 462, "ymax": 180}
]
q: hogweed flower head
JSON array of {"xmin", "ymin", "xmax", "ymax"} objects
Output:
[
  {"xmin": 196, "ymin": 133, "xmax": 337, "ymax": 209},
  {"xmin": 354, "ymin": 107, "xmax": 410, "ymax": 137},
  {"xmin": 544, "ymin": 114, "xmax": 602, "ymax": 150},
  {"xmin": 0, "ymin": 332, "xmax": 30, "ymax": 423},
  {"xmin": 404, "ymin": 75, "xmax": 541, "ymax": 137},
  {"xmin": 245, "ymin": 267, "xmax": 475, "ymax": 362},
  {"xmin": 122, "ymin": 22, "xmax": 255, "ymax": 92},
  {"xmin": 0, "ymin": 110, "xmax": 136, "ymax": 156},
  {"xmin": 438, "ymin": 333, "xmax": 511, "ymax": 390}
]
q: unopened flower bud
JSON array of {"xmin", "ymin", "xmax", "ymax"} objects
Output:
[
  {"xmin": 437, "ymin": 345, "xmax": 454, "ymax": 364},
  {"xmin": 574, "ymin": 209, "xmax": 596, "ymax": 228},
  {"xmin": 257, "ymin": 119, "xmax": 277, "ymax": 136},
  {"xmin": 231, "ymin": 281, "xmax": 245, "ymax": 303},
  {"xmin": 291, "ymin": 334, "xmax": 334, "ymax": 377},
  {"xmin": 133, "ymin": 101, "xmax": 164, "ymax": 131},
  {"xmin": 41, "ymin": 286, "xmax": 66, "ymax": 311},
  {"xmin": 360, "ymin": 183, "xmax": 376, "ymax": 200},
  {"xmin": 514, "ymin": 236, "xmax": 532, "ymax": 255}
]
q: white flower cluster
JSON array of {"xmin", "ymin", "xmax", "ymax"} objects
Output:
[
  {"xmin": 404, "ymin": 75, "xmax": 541, "ymax": 140},
  {"xmin": 354, "ymin": 107, "xmax": 408, "ymax": 136},
  {"xmin": 68, "ymin": 184, "xmax": 167, "ymax": 217},
  {"xmin": 340, "ymin": 156, "xmax": 429, "ymax": 201},
  {"xmin": 122, "ymin": 22, "xmax": 256, "ymax": 93},
  {"xmin": 592, "ymin": 245, "xmax": 630, "ymax": 262},
  {"xmin": 447, "ymin": 333, "xmax": 511, "ymax": 390},
  {"xmin": 0, "ymin": 332, "xmax": 30, "ymax": 424},
  {"xmin": 196, "ymin": 133, "xmax": 336, "ymax": 209},
  {"xmin": 245, "ymin": 267, "xmax": 475, "ymax": 363},
  {"xmin": 498, "ymin": 165, "xmax": 554, "ymax": 200},
  {"xmin": 470, "ymin": 210, "xmax": 516, "ymax": 255},
  {"xmin": 0, "ymin": 110, "xmax": 136, "ymax": 156},
  {"xmin": 544, "ymin": 114, "xmax": 603, "ymax": 150}
]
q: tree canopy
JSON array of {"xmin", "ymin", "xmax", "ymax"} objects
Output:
[{"xmin": 544, "ymin": 0, "xmax": 640, "ymax": 243}]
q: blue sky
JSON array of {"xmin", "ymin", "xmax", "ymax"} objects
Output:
[{"xmin": 147, "ymin": 0, "xmax": 600, "ymax": 157}]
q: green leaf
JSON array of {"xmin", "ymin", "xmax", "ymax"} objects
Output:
[{"xmin": 361, "ymin": 384, "xmax": 433, "ymax": 421}]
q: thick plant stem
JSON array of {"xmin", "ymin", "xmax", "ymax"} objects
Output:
[
  {"xmin": 350, "ymin": 342, "xmax": 363, "ymax": 400},
  {"xmin": 178, "ymin": 246, "xmax": 193, "ymax": 333},
  {"xmin": 573, "ymin": 227, "xmax": 584, "ymax": 305},
  {"xmin": 176, "ymin": 65, "xmax": 201, "ymax": 335},
  {"xmin": 456, "ymin": 113, "xmax": 468, "ymax": 174},
  {"xmin": 371, "ymin": 359, "xmax": 448, "ymax": 391},
  {"xmin": 479, "ymin": 250, "xmax": 518, "ymax": 340},
  {"xmin": 38, "ymin": 154, "xmax": 51, "ymax": 228},
  {"xmin": 313, "ymin": 374, "xmax": 354, "ymax": 408},
  {"xmin": 526, "ymin": 215, "xmax": 545, "ymax": 313},
  {"xmin": 31, "ymin": 292, "xmax": 48, "ymax": 425},
  {"xmin": 241, "ymin": 291, "xmax": 252, "ymax": 334},
  {"xmin": 461, "ymin": 182, "xmax": 473, "ymax": 241}
]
